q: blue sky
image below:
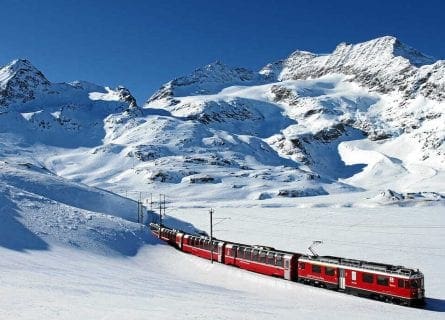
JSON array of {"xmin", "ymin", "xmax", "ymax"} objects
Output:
[{"xmin": 1, "ymin": 0, "xmax": 444, "ymax": 103}]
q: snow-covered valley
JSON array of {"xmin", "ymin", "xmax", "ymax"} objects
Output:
[
  {"xmin": 1, "ymin": 193, "xmax": 444, "ymax": 320},
  {"xmin": 0, "ymin": 36, "xmax": 444, "ymax": 319}
]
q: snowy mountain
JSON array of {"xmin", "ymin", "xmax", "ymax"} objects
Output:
[
  {"xmin": 261, "ymin": 36, "xmax": 443, "ymax": 99},
  {"xmin": 146, "ymin": 36, "xmax": 444, "ymax": 192},
  {"xmin": 1, "ymin": 36, "xmax": 444, "ymax": 204},
  {"xmin": 0, "ymin": 59, "xmax": 51, "ymax": 108},
  {"xmin": 0, "ymin": 59, "xmax": 140, "ymax": 147}
]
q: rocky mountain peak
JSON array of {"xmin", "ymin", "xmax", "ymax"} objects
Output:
[
  {"xmin": 116, "ymin": 85, "xmax": 139, "ymax": 110},
  {"xmin": 0, "ymin": 59, "xmax": 51, "ymax": 107},
  {"xmin": 8, "ymin": 58, "xmax": 38, "ymax": 70},
  {"xmin": 330, "ymin": 36, "xmax": 434, "ymax": 68},
  {"xmin": 272, "ymin": 36, "xmax": 443, "ymax": 100},
  {"xmin": 147, "ymin": 61, "xmax": 264, "ymax": 106},
  {"xmin": 1, "ymin": 59, "xmax": 50, "ymax": 85}
]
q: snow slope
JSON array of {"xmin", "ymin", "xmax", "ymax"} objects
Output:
[
  {"xmin": 1, "ymin": 195, "xmax": 444, "ymax": 320},
  {"xmin": 0, "ymin": 159, "xmax": 154, "ymax": 255}
]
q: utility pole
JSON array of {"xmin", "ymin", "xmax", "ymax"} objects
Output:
[
  {"xmin": 137, "ymin": 194, "xmax": 140, "ymax": 223},
  {"xmin": 139, "ymin": 192, "xmax": 143, "ymax": 224},
  {"xmin": 150, "ymin": 193, "xmax": 153, "ymax": 211},
  {"xmin": 159, "ymin": 194, "xmax": 162, "ymax": 238},
  {"xmin": 210, "ymin": 208, "xmax": 214, "ymax": 264}
]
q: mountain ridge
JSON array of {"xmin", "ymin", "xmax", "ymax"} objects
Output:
[{"xmin": 0, "ymin": 35, "xmax": 443, "ymax": 204}]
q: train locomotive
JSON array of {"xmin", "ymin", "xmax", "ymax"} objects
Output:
[{"xmin": 149, "ymin": 223, "xmax": 425, "ymax": 307}]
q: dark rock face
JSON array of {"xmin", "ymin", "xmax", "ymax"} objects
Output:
[
  {"xmin": 270, "ymin": 85, "xmax": 299, "ymax": 105},
  {"xmin": 278, "ymin": 187, "xmax": 328, "ymax": 197},
  {"xmin": 0, "ymin": 59, "xmax": 51, "ymax": 108}
]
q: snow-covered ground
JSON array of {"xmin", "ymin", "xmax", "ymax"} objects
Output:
[
  {"xmin": 1, "ymin": 154, "xmax": 443, "ymax": 319},
  {"xmin": 1, "ymin": 194, "xmax": 444, "ymax": 320}
]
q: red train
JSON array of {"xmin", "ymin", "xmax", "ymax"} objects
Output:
[{"xmin": 150, "ymin": 223, "xmax": 425, "ymax": 307}]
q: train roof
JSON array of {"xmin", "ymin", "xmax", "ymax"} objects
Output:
[
  {"xmin": 226, "ymin": 242, "xmax": 300, "ymax": 256},
  {"xmin": 300, "ymin": 255, "xmax": 422, "ymax": 277}
]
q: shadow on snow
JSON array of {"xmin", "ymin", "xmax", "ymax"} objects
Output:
[{"xmin": 0, "ymin": 192, "xmax": 49, "ymax": 252}]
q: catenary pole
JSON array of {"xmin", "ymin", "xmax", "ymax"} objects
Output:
[
  {"xmin": 159, "ymin": 194, "xmax": 162, "ymax": 238},
  {"xmin": 210, "ymin": 208, "xmax": 214, "ymax": 264}
]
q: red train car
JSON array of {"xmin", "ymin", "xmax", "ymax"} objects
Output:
[
  {"xmin": 298, "ymin": 255, "xmax": 425, "ymax": 306},
  {"xmin": 224, "ymin": 243, "xmax": 300, "ymax": 280},
  {"xmin": 182, "ymin": 234, "xmax": 225, "ymax": 262},
  {"xmin": 159, "ymin": 227, "xmax": 178, "ymax": 246}
]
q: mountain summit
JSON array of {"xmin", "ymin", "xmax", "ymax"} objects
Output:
[
  {"xmin": 147, "ymin": 61, "xmax": 265, "ymax": 106},
  {"xmin": 0, "ymin": 59, "xmax": 51, "ymax": 107}
]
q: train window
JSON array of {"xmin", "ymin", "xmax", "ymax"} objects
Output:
[
  {"xmin": 398, "ymin": 279, "xmax": 405, "ymax": 288},
  {"xmin": 284, "ymin": 260, "xmax": 290, "ymax": 268},
  {"xmin": 377, "ymin": 275, "xmax": 389, "ymax": 286},
  {"xmin": 245, "ymin": 249, "xmax": 252, "ymax": 260},
  {"xmin": 275, "ymin": 255, "xmax": 282, "ymax": 267},
  {"xmin": 325, "ymin": 267, "xmax": 335, "ymax": 276},
  {"xmin": 311, "ymin": 264, "xmax": 321, "ymax": 274},
  {"xmin": 410, "ymin": 279, "xmax": 419, "ymax": 288},
  {"xmin": 298, "ymin": 262, "xmax": 305, "ymax": 269},
  {"xmin": 404, "ymin": 280, "xmax": 410, "ymax": 288},
  {"xmin": 252, "ymin": 250, "xmax": 259, "ymax": 261},
  {"xmin": 362, "ymin": 273, "xmax": 373, "ymax": 283},
  {"xmin": 237, "ymin": 247, "xmax": 243, "ymax": 258},
  {"xmin": 267, "ymin": 253, "xmax": 275, "ymax": 265},
  {"xmin": 259, "ymin": 252, "xmax": 266, "ymax": 263}
]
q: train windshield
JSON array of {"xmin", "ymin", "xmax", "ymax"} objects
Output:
[{"xmin": 410, "ymin": 279, "xmax": 419, "ymax": 288}]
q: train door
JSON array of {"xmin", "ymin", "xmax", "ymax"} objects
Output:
[
  {"xmin": 218, "ymin": 242, "xmax": 225, "ymax": 263},
  {"xmin": 176, "ymin": 233, "xmax": 183, "ymax": 249},
  {"xmin": 339, "ymin": 268, "xmax": 346, "ymax": 290},
  {"xmin": 284, "ymin": 256, "xmax": 291, "ymax": 280}
]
